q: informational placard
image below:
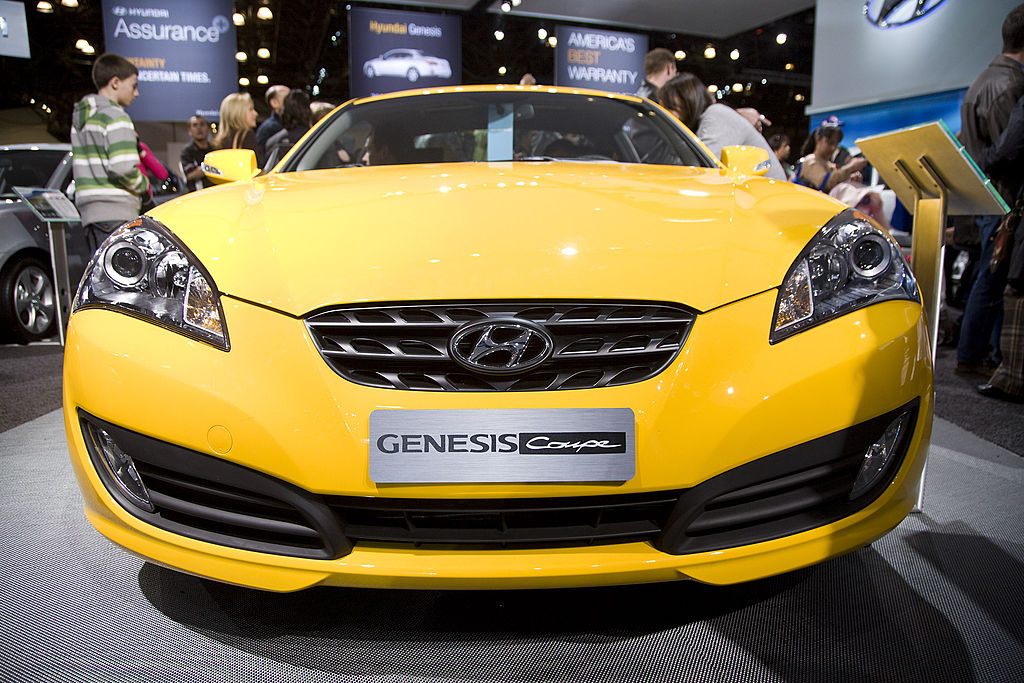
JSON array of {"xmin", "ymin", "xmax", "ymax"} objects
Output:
[
  {"xmin": 554, "ymin": 25, "xmax": 647, "ymax": 95},
  {"xmin": 349, "ymin": 7, "xmax": 461, "ymax": 98},
  {"xmin": 100, "ymin": 0, "xmax": 237, "ymax": 122},
  {"xmin": 13, "ymin": 187, "xmax": 80, "ymax": 222},
  {"xmin": 0, "ymin": 0, "xmax": 30, "ymax": 58}
]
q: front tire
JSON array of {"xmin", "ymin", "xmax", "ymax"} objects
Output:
[
  {"xmin": 407, "ymin": 68, "xmax": 420, "ymax": 82},
  {"xmin": 0, "ymin": 256, "xmax": 57, "ymax": 344}
]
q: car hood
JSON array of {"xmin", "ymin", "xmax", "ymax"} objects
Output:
[{"xmin": 149, "ymin": 162, "xmax": 845, "ymax": 315}]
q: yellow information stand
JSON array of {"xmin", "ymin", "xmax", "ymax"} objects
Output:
[{"xmin": 856, "ymin": 121, "xmax": 1008, "ymax": 509}]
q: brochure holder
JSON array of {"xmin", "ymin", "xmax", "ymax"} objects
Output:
[
  {"xmin": 13, "ymin": 187, "xmax": 81, "ymax": 345},
  {"xmin": 856, "ymin": 122, "xmax": 1008, "ymax": 510}
]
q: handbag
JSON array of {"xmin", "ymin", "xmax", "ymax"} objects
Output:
[{"xmin": 990, "ymin": 192, "xmax": 1024, "ymax": 275}]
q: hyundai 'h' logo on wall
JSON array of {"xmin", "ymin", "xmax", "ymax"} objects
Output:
[
  {"xmin": 864, "ymin": 0, "xmax": 948, "ymax": 28},
  {"xmin": 449, "ymin": 319, "xmax": 553, "ymax": 374}
]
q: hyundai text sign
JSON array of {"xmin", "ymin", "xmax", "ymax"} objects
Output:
[
  {"xmin": 554, "ymin": 25, "xmax": 647, "ymax": 95},
  {"xmin": 349, "ymin": 7, "xmax": 461, "ymax": 98},
  {"xmin": 101, "ymin": 0, "xmax": 236, "ymax": 122}
]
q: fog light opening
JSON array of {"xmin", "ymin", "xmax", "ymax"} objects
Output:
[
  {"xmin": 850, "ymin": 412, "xmax": 909, "ymax": 499},
  {"xmin": 92, "ymin": 426, "xmax": 155, "ymax": 512}
]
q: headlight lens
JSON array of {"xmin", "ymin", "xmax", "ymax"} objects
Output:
[
  {"xmin": 73, "ymin": 217, "xmax": 229, "ymax": 350},
  {"xmin": 771, "ymin": 209, "xmax": 919, "ymax": 343}
]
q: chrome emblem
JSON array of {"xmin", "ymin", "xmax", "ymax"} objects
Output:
[
  {"xmin": 449, "ymin": 319, "xmax": 554, "ymax": 374},
  {"xmin": 864, "ymin": 0, "xmax": 947, "ymax": 28}
]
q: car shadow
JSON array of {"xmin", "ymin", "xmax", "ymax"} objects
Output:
[
  {"xmin": 905, "ymin": 518, "xmax": 1024, "ymax": 643},
  {"xmin": 138, "ymin": 546, "xmax": 972, "ymax": 681}
]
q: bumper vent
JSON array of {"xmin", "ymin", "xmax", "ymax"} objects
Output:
[
  {"xmin": 79, "ymin": 400, "xmax": 917, "ymax": 560},
  {"xmin": 305, "ymin": 301, "xmax": 695, "ymax": 391}
]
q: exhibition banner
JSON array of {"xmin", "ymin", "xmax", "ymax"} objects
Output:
[
  {"xmin": 554, "ymin": 25, "xmax": 647, "ymax": 95},
  {"xmin": 100, "ymin": 0, "xmax": 237, "ymax": 122},
  {"xmin": 0, "ymin": 0, "xmax": 31, "ymax": 58},
  {"xmin": 349, "ymin": 7, "xmax": 461, "ymax": 98}
]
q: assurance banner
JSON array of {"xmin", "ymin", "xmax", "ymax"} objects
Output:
[
  {"xmin": 554, "ymin": 25, "xmax": 647, "ymax": 95},
  {"xmin": 349, "ymin": 6, "xmax": 460, "ymax": 98},
  {"xmin": 100, "ymin": 0, "xmax": 237, "ymax": 122}
]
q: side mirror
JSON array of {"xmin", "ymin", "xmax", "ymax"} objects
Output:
[
  {"xmin": 720, "ymin": 145, "xmax": 772, "ymax": 178},
  {"xmin": 203, "ymin": 149, "xmax": 259, "ymax": 185}
]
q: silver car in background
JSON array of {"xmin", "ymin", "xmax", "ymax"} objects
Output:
[{"xmin": 363, "ymin": 49, "xmax": 453, "ymax": 82}]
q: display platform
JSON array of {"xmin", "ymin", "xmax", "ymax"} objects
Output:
[{"xmin": 1, "ymin": 408, "xmax": 1022, "ymax": 682}]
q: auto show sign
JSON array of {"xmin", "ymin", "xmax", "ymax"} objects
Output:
[
  {"xmin": 349, "ymin": 7, "xmax": 461, "ymax": 98},
  {"xmin": 554, "ymin": 25, "xmax": 647, "ymax": 95},
  {"xmin": 100, "ymin": 0, "xmax": 237, "ymax": 122},
  {"xmin": 0, "ymin": 0, "xmax": 31, "ymax": 58}
]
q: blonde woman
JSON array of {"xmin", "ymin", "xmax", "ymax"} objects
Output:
[{"xmin": 214, "ymin": 92, "xmax": 259, "ymax": 157}]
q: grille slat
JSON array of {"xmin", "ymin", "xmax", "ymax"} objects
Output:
[
  {"xmin": 147, "ymin": 491, "xmax": 321, "ymax": 539},
  {"xmin": 306, "ymin": 301, "xmax": 695, "ymax": 392}
]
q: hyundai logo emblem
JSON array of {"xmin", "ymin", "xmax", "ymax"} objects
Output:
[
  {"xmin": 449, "ymin": 319, "xmax": 554, "ymax": 375},
  {"xmin": 863, "ymin": 0, "xmax": 947, "ymax": 28}
]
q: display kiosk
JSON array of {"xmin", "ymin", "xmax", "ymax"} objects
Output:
[
  {"xmin": 13, "ymin": 187, "xmax": 80, "ymax": 345},
  {"xmin": 856, "ymin": 122, "xmax": 1008, "ymax": 509}
]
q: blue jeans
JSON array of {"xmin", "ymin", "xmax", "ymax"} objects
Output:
[{"xmin": 957, "ymin": 216, "xmax": 1005, "ymax": 365}]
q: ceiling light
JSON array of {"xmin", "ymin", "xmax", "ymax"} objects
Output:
[
  {"xmin": 256, "ymin": 6, "xmax": 273, "ymax": 21},
  {"xmin": 498, "ymin": 66, "xmax": 507, "ymax": 75},
  {"xmin": 733, "ymin": 82, "xmax": 743, "ymax": 92},
  {"xmin": 500, "ymin": 2, "xmax": 511, "ymax": 12},
  {"xmin": 674, "ymin": 50, "xmax": 686, "ymax": 61},
  {"xmin": 776, "ymin": 33, "xmax": 788, "ymax": 45},
  {"xmin": 730, "ymin": 49, "xmax": 740, "ymax": 60},
  {"xmin": 257, "ymin": 47, "xmax": 270, "ymax": 59},
  {"xmin": 36, "ymin": 1, "xmax": 54, "ymax": 12},
  {"xmin": 762, "ymin": 78, "xmax": 768, "ymax": 84},
  {"xmin": 75, "ymin": 39, "xmax": 89, "ymax": 50},
  {"xmin": 235, "ymin": 51, "xmax": 247, "ymax": 62},
  {"xmin": 704, "ymin": 45, "xmax": 716, "ymax": 59},
  {"xmin": 61, "ymin": 0, "xmax": 78, "ymax": 7},
  {"xmin": 494, "ymin": 30, "xmax": 504, "ymax": 41},
  {"xmin": 233, "ymin": 13, "xmax": 245, "ymax": 26},
  {"xmin": 239, "ymin": 77, "xmax": 250, "ymax": 86},
  {"xmin": 785, "ymin": 63, "xmax": 795, "ymax": 71},
  {"xmin": 538, "ymin": 28, "xmax": 547, "ymax": 40},
  {"xmin": 795, "ymin": 93, "xmax": 805, "ymax": 102},
  {"xmin": 257, "ymin": 74, "xmax": 269, "ymax": 85},
  {"xmin": 707, "ymin": 84, "xmax": 718, "ymax": 93},
  {"xmin": 512, "ymin": 0, "xmax": 521, "ymax": 5},
  {"xmin": 548, "ymin": 36, "xmax": 557, "ymax": 47}
]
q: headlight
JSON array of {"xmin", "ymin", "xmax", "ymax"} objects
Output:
[
  {"xmin": 73, "ymin": 217, "xmax": 229, "ymax": 350},
  {"xmin": 771, "ymin": 209, "xmax": 919, "ymax": 343}
]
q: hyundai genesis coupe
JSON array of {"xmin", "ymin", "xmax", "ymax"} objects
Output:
[{"xmin": 64, "ymin": 85, "xmax": 932, "ymax": 591}]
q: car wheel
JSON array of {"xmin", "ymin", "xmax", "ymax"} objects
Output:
[
  {"xmin": 365, "ymin": 65, "xmax": 375, "ymax": 78},
  {"xmin": 407, "ymin": 68, "xmax": 420, "ymax": 82},
  {"xmin": 0, "ymin": 256, "xmax": 57, "ymax": 344}
]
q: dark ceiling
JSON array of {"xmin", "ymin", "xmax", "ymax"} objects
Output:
[{"xmin": 6, "ymin": 1, "xmax": 815, "ymax": 144}]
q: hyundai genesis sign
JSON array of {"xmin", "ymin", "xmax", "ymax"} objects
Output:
[
  {"xmin": 369, "ymin": 409, "xmax": 635, "ymax": 483},
  {"xmin": 101, "ymin": 0, "xmax": 236, "ymax": 122}
]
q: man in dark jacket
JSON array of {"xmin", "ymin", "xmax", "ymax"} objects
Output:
[
  {"xmin": 956, "ymin": 4, "xmax": 1024, "ymax": 376},
  {"xmin": 634, "ymin": 48, "xmax": 676, "ymax": 105}
]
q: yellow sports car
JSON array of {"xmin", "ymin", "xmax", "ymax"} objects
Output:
[{"xmin": 63, "ymin": 85, "xmax": 932, "ymax": 591}]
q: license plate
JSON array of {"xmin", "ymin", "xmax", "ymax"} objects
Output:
[{"xmin": 368, "ymin": 408, "xmax": 635, "ymax": 483}]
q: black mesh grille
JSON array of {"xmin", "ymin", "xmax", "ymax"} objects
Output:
[
  {"xmin": 305, "ymin": 301, "xmax": 695, "ymax": 391},
  {"xmin": 329, "ymin": 491, "xmax": 682, "ymax": 548}
]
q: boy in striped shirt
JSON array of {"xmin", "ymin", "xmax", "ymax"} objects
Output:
[{"xmin": 71, "ymin": 53, "xmax": 149, "ymax": 252}]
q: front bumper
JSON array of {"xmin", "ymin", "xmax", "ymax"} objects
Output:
[{"xmin": 63, "ymin": 288, "xmax": 933, "ymax": 590}]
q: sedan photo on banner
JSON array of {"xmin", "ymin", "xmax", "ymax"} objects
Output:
[
  {"xmin": 349, "ymin": 6, "xmax": 460, "ymax": 97},
  {"xmin": 64, "ymin": 86, "xmax": 933, "ymax": 592},
  {"xmin": 363, "ymin": 48, "xmax": 453, "ymax": 83}
]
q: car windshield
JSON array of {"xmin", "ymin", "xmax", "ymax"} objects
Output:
[
  {"xmin": 283, "ymin": 91, "xmax": 712, "ymax": 172},
  {"xmin": 0, "ymin": 149, "xmax": 66, "ymax": 198}
]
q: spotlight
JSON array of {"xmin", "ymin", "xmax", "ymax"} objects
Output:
[
  {"xmin": 257, "ymin": 74, "xmax": 269, "ymax": 85},
  {"xmin": 733, "ymin": 82, "xmax": 743, "ymax": 92},
  {"xmin": 498, "ymin": 66, "xmax": 507, "ymax": 75},
  {"xmin": 36, "ymin": 1, "xmax": 54, "ymax": 12},
  {"xmin": 776, "ymin": 33, "xmax": 788, "ymax": 45},
  {"xmin": 256, "ymin": 6, "xmax": 273, "ymax": 21},
  {"xmin": 548, "ymin": 36, "xmax": 557, "ymax": 47},
  {"xmin": 239, "ymin": 77, "xmax": 250, "ymax": 86},
  {"xmin": 674, "ymin": 50, "xmax": 686, "ymax": 61},
  {"xmin": 233, "ymin": 12, "xmax": 245, "ymax": 26},
  {"xmin": 730, "ymin": 49, "xmax": 740, "ymax": 60},
  {"xmin": 257, "ymin": 47, "xmax": 270, "ymax": 59},
  {"xmin": 538, "ymin": 28, "xmax": 547, "ymax": 40},
  {"xmin": 785, "ymin": 63, "xmax": 795, "ymax": 71},
  {"xmin": 61, "ymin": 0, "xmax": 78, "ymax": 7},
  {"xmin": 704, "ymin": 45, "xmax": 716, "ymax": 59},
  {"xmin": 235, "ymin": 51, "xmax": 247, "ymax": 62},
  {"xmin": 494, "ymin": 30, "xmax": 504, "ymax": 41},
  {"xmin": 500, "ymin": 1, "xmax": 511, "ymax": 12}
]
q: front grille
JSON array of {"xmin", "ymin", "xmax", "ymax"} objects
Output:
[
  {"xmin": 305, "ymin": 301, "xmax": 695, "ymax": 391},
  {"xmin": 329, "ymin": 491, "xmax": 682, "ymax": 548}
]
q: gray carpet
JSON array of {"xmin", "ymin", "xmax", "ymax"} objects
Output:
[{"xmin": 0, "ymin": 411, "xmax": 1022, "ymax": 682}]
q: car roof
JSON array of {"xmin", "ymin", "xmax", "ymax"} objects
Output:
[
  {"xmin": 352, "ymin": 84, "xmax": 646, "ymax": 108},
  {"xmin": 0, "ymin": 143, "xmax": 72, "ymax": 153}
]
